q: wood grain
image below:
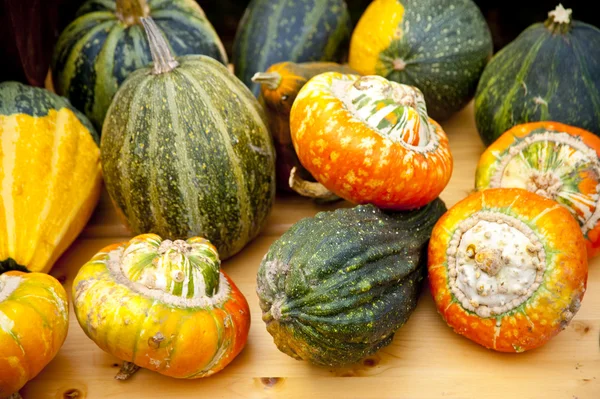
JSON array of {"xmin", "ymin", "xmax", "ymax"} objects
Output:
[{"xmin": 20, "ymin": 104, "xmax": 600, "ymax": 399}]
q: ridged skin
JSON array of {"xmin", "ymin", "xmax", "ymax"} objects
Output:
[
  {"xmin": 476, "ymin": 122, "xmax": 600, "ymax": 258},
  {"xmin": 101, "ymin": 55, "xmax": 275, "ymax": 260},
  {"xmin": 257, "ymin": 200, "xmax": 446, "ymax": 366},
  {"xmin": 349, "ymin": 0, "xmax": 493, "ymax": 121},
  {"xmin": 0, "ymin": 271, "xmax": 69, "ymax": 396},
  {"xmin": 72, "ymin": 234, "xmax": 250, "ymax": 378},
  {"xmin": 0, "ymin": 82, "xmax": 102, "ymax": 273},
  {"xmin": 52, "ymin": 0, "xmax": 228, "ymax": 131},
  {"xmin": 475, "ymin": 20, "xmax": 600, "ymax": 146},
  {"xmin": 428, "ymin": 188, "xmax": 588, "ymax": 352},
  {"xmin": 233, "ymin": 0, "xmax": 352, "ymax": 97}
]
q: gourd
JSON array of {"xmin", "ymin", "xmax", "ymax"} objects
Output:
[
  {"xmin": 476, "ymin": 121, "xmax": 600, "ymax": 258},
  {"xmin": 475, "ymin": 4, "xmax": 600, "ymax": 146},
  {"xmin": 0, "ymin": 81, "xmax": 102, "ymax": 274},
  {"xmin": 257, "ymin": 200, "xmax": 447, "ymax": 366},
  {"xmin": 0, "ymin": 271, "xmax": 69, "ymax": 397},
  {"xmin": 232, "ymin": 0, "xmax": 352, "ymax": 97},
  {"xmin": 290, "ymin": 73, "xmax": 453, "ymax": 210},
  {"xmin": 101, "ymin": 18, "xmax": 275, "ymax": 260},
  {"xmin": 72, "ymin": 234, "xmax": 250, "ymax": 379},
  {"xmin": 428, "ymin": 188, "xmax": 588, "ymax": 352},
  {"xmin": 349, "ymin": 0, "xmax": 493, "ymax": 121},
  {"xmin": 52, "ymin": 0, "xmax": 227, "ymax": 131},
  {"xmin": 252, "ymin": 61, "xmax": 357, "ymax": 195}
]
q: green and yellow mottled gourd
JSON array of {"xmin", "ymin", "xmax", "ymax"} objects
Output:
[
  {"xmin": 52, "ymin": 0, "xmax": 227, "ymax": 131},
  {"xmin": 257, "ymin": 200, "xmax": 446, "ymax": 366},
  {"xmin": 101, "ymin": 18, "xmax": 275, "ymax": 260}
]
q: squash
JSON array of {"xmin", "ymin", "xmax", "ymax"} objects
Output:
[
  {"xmin": 257, "ymin": 199, "xmax": 447, "ymax": 366},
  {"xmin": 428, "ymin": 188, "xmax": 588, "ymax": 352},
  {"xmin": 252, "ymin": 61, "xmax": 357, "ymax": 194},
  {"xmin": 290, "ymin": 73, "xmax": 453, "ymax": 210},
  {"xmin": 0, "ymin": 271, "xmax": 69, "ymax": 397},
  {"xmin": 476, "ymin": 122, "xmax": 600, "ymax": 258},
  {"xmin": 232, "ymin": 0, "xmax": 352, "ymax": 97},
  {"xmin": 52, "ymin": 0, "xmax": 227, "ymax": 131},
  {"xmin": 349, "ymin": 0, "xmax": 493, "ymax": 121},
  {"xmin": 475, "ymin": 4, "xmax": 600, "ymax": 146},
  {"xmin": 72, "ymin": 233, "xmax": 250, "ymax": 379},
  {"xmin": 101, "ymin": 18, "xmax": 275, "ymax": 260},
  {"xmin": 0, "ymin": 81, "xmax": 102, "ymax": 274}
]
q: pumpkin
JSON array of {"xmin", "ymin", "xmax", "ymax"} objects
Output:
[
  {"xmin": 475, "ymin": 4, "xmax": 600, "ymax": 146},
  {"xmin": 257, "ymin": 200, "xmax": 447, "ymax": 366},
  {"xmin": 0, "ymin": 271, "xmax": 69, "ymax": 397},
  {"xmin": 428, "ymin": 188, "xmax": 588, "ymax": 352},
  {"xmin": 252, "ymin": 61, "xmax": 357, "ymax": 195},
  {"xmin": 52, "ymin": 0, "xmax": 227, "ymax": 131},
  {"xmin": 0, "ymin": 81, "xmax": 102, "ymax": 274},
  {"xmin": 101, "ymin": 18, "xmax": 275, "ymax": 260},
  {"xmin": 290, "ymin": 73, "xmax": 453, "ymax": 210},
  {"xmin": 232, "ymin": 0, "xmax": 352, "ymax": 97},
  {"xmin": 476, "ymin": 122, "xmax": 600, "ymax": 258},
  {"xmin": 349, "ymin": 0, "xmax": 493, "ymax": 121},
  {"xmin": 72, "ymin": 233, "xmax": 250, "ymax": 379}
]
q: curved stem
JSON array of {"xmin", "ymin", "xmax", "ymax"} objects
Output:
[
  {"xmin": 115, "ymin": 361, "xmax": 141, "ymax": 380},
  {"xmin": 289, "ymin": 167, "xmax": 339, "ymax": 202},
  {"xmin": 251, "ymin": 72, "xmax": 282, "ymax": 90},
  {"xmin": 116, "ymin": 0, "xmax": 149, "ymax": 26},
  {"xmin": 140, "ymin": 17, "xmax": 179, "ymax": 75}
]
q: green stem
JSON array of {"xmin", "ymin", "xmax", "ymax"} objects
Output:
[
  {"xmin": 251, "ymin": 72, "xmax": 282, "ymax": 90},
  {"xmin": 0, "ymin": 258, "xmax": 29, "ymax": 275},
  {"xmin": 544, "ymin": 4, "xmax": 572, "ymax": 34},
  {"xmin": 116, "ymin": 0, "xmax": 149, "ymax": 26},
  {"xmin": 140, "ymin": 17, "xmax": 179, "ymax": 75}
]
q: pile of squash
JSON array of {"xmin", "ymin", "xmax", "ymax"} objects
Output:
[{"xmin": 0, "ymin": 0, "xmax": 598, "ymax": 396}]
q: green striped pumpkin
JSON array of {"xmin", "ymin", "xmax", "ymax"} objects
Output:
[
  {"xmin": 101, "ymin": 18, "xmax": 275, "ymax": 260},
  {"xmin": 475, "ymin": 4, "xmax": 600, "ymax": 146},
  {"xmin": 257, "ymin": 200, "xmax": 447, "ymax": 366},
  {"xmin": 232, "ymin": 0, "xmax": 352, "ymax": 97},
  {"xmin": 52, "ymin": 0, "xmax": 227, "ymax": 131}
]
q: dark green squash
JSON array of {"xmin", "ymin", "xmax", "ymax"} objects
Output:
[
  {"xmin": 256, "ymin": 200, "xmax": 446, "ymax": 367},
  {"xmin": 101, "ymin": 18, "xmax": 275, "ymax": 260},
  {"xmin": 232, "ymin": 0, "xmax": 352, "ymax": 97},
  {"xmin": 475, "ymin": 4, "xmax": 600, "ymax": 146},
  {"xmin": 52, "ymin": 0, "xmax": 227, "ymax": 131}
]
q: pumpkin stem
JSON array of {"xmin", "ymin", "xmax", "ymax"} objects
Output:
[
  {"xmin": 116, "ymin": 0, "xmax": 149, "ymax": 26},
  {"xmin": 115, "ymin": 361, "xmax": 141, "ymax": 380},
  {"xmin": 0, "ymin": 258, "xmax": 29, "ymax": 275},
  {"xmin": 140, "ymin": 17, "xmax": 179, "ymax": 75},
  {"xmin": 544, "ymin": 4, "xmax": 573, "ymax": 34},
  {"xmin": 7, "ymin": 393, "xmax": 23, "ymax": 399},
  {"xmin": 251, "ymin": 72, "xmax": 283, "ymax": 90},
  {"xmin": 289, "ymin": 167, "xmax": 340, "ymax": 202}
]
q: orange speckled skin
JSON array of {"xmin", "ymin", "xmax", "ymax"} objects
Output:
[
  {"xmin": 0, "ymin": 272, "xmax": 69, "ymax": 396},
  {"xmin": 428, "ymin": 188, "xmax": 588, "ymax": 352},
  {"xmin": 476, "ymin": 121, "xmax": 600, "ymax": 258},
  {"xmin": 290, "ymin": 72, "xmax": 453, "ymax": 210}
]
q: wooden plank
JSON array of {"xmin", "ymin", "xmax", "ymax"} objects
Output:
[{"xmin": 19, "ymin": 103, "xmax": 600, "ymax": 398}]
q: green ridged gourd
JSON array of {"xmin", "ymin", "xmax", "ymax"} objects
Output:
[
  {"xmin": 232, "ymin": 0, "xmax": 352, "ymax": 97},
  {"xmin": 256, "ymin": 200, "xmax": 446, "ymax": 366},
  {"xmin": 475, "ymin": 4, "xmax": 600, "ymax": 146},
  {"xmin": 101, "ymin": 18, "xmax": 275, "ymax": 260},
  {"xmin": 52, "ymin": 0, "xmax": 227, "ymax": 131}
]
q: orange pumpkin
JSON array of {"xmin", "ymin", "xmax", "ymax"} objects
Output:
[
  {"xmin": 476, "ymin": 121, "xmax": 600, "ymax": 258},
  {"xmin": 0, "ymin": 271, "xmax": 69, "ymax": 397},
  {"xmin": 428, "ymin": 188, "xmax": 588, "ymax": 352},
  {"xmin": 72, "ymin": 234, "xmax": 250, "ymax": 379},
  {"xmin": 290, "ymin": 72, "xmax": 453, "ymax": 210}
]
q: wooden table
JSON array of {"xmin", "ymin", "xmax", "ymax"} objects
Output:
[{"xmin": 21, "ymin": 104, "xmax": 599, "ymax": 398}]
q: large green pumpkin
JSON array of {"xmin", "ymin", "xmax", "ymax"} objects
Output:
[
  {"xmin": 256, "ymin": 200, "xmax": 446, "ymax": 367},
  {"xmin": 232, "ymin": 0, "xmax": 352, "ymax": 97},
  {"xmin": 101, "ymin": 18, "xmax": 275, "ymax": 260},
  {"xmin": 52, "ymin": 0, "xmax": 227, "ymax": 131},
  {"xmin": 349, "ymin": 0, "xmax": 493, "ymax": 121},
  {"xmin": 475, "ymin": 5, "xmax": 600, "ymax": 146}
]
